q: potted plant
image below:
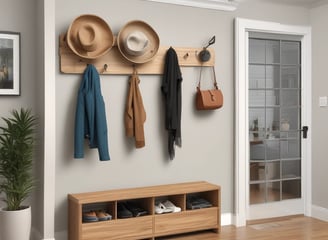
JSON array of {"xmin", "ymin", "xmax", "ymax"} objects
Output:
[{"xmin": 0, "ymin": 108, "xmax": 37, "ymax": 240}]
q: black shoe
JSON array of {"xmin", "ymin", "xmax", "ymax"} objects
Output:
[
  {"xmin": 117, "ymin": 202, "xmax": 133, "ymax": 218},
  {"xmin": 125, "ymin": 201, "xmax": 148, "ymax": 217},
  {"xmin": 187, "ymin": 196, "xmax": 212, "ymax": 210}
]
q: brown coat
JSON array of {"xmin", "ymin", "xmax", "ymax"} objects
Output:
[{"xmin": 125, "ymin": 70, "xmax": 146, "ymax": 148}]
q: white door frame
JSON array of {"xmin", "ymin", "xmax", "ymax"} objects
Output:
[{"xmin": 234, "ymin": 18, "xmax": 312, "ymax": 226}]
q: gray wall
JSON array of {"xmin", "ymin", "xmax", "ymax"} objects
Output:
[
  {"xmin": 3, "ymin": 0, "xmax": 328, "ymax": 239},
  {"xmin": 311, "ymin": 4, "xmax": 328, "ymax": 209},
  {"xmin": 0, "ymin": 0, "xmax": 43, "ymax": 237},
  {"xmin": 54, "ymin": 0, "xmax": 311, "ymax": 237}
]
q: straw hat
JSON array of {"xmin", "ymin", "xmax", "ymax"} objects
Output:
[
  {"xmin": 117, "ymin": 20, "xmax": 160, "ymax": 64},
  {"xmin": 66, "ymin": 14, "xmax": 114, "ymax": 59}
]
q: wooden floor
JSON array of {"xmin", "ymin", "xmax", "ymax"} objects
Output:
[{"xmin": 158, "ymin": 216, "xmax": 328, "ymax": 240}]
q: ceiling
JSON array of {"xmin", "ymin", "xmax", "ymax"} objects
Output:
[{"xmin": 243, "ymin": 0, "xmax": 326, "ymax": 7}]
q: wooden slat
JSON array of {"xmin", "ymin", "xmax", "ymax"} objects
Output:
[
  {"xmin": 59, "ymin": 34, "xmax": 215, "ymax": 75},
  {"xmin": 68, "ymin": 181, "xmax": 220, "ymax": 204}
]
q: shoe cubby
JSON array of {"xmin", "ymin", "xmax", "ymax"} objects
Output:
[
  {"xmin": 68, "ymin": 181, "xmax": 220, "ymax": 240},
  {"xmin": 82, "ymin": 201, "xmax": 114, "ymax": 223},
  {"xmin": 186, "ymin": 190, "xmax": 219, "ymax": 210}
]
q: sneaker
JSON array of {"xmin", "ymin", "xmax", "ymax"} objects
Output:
[
  {"xmin": 162, "ymin": 200, "xmax": 181, "ymax": 213},
  {"xmin": 96, "ymin": 210, "xmax": 112, "ymax": 221},
  {"xmin": 125, "ymin": 201, "xmax": 148, "ymax": 217},
  {"xmin": 155, "ymin": 202, "xmax": 173, "ymax": 214},
  {"xmin": 83, "ymin": 211, "xmax": 98, "ymax": 222},
  {"xmin": 117, "ymin": 202, "xmax": 133, "ymax": 218}
]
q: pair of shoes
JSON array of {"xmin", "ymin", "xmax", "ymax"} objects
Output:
[
  {"xmin": 83, "ymin": 210, "xmax": 112, "ymax": 222},
  {"xmin": 117, "ymin": 201, "xmax": 148, "ymax": 218},
  {"xmin": 125, "ymin": 201, "xmax": 148, "ymax": 217},
  {"xmin": 155, "ymin": 200, "xmax": 181, "ymax": 214},
  {"xmin": 186, "ymin": 196, "xmax": 212, "ymax": 210}
]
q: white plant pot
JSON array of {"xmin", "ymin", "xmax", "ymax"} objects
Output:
[{"xmin": 0, "ymin": 206, "xmax": 31, "ymax": 240}]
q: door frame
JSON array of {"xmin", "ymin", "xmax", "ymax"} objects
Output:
[{"xmin": 234, "ymin": 18, "xmax": 312, "ymax": 226}]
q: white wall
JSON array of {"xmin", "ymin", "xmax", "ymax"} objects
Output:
[{"xmin": 54, "ymin": 1, "xmax": 311, "ymax": 238}]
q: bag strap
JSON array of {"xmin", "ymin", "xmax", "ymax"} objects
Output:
[{"xmin": 198, "ymin": 66, "xmax": 219, "ymax": 90}]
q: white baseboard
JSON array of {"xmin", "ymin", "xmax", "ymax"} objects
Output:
[
  {"xmin": 221, "ymin": 212, "xmax": 233, "ymax": 226},
  {"xmin": 312, "ymin": 205, "xmax": 328, "ymax": 222}
]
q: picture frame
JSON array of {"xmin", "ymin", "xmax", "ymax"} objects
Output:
[{"xmin": 0, "ymin": 31, "xmax": 20, "ymax": 96}]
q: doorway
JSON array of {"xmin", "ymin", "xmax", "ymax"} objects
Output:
[{"xmin": 234, "ymin": 18, "xmax": 312, "ymax": 226}]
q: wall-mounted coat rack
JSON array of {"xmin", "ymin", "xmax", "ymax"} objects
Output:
[{"xmin": 59, "ymin": 34, "xmax": 215, "ymax": 75}]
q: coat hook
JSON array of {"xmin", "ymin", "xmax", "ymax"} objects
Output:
[
  {"xmin": 184, "ymin": 52, "xmax": 189, "ymax": 59},
  {"xmin": 100, "ymin": 64, "xmax": 108, "ymax": 74}
]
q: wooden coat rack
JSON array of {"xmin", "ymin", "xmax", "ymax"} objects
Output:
[{"xmin": 59, "ymin": 34, "xmax": 215, "ymax": 75}]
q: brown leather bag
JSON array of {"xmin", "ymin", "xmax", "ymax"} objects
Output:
[{"xmin": 196, "ymin": 66, "xmax": 223, "ymax": 110}]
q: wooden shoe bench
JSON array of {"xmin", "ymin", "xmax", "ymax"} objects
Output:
[{"xmin": 68, "ymin": 181, "xmax": 221, "ymax": 240}]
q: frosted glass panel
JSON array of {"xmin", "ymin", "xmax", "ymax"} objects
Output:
[
  {"xmin": 282, "ymin": 160, "xmax": 301, "ymax": 179},
  {"xmin": 249, "ymin": 108, "xmax": 265, "ymax": 131},
  {"xmin": 266, "ymin": 107, "xmax": 280, "ymax": 131},
  {"xmin": 266, "ymin": 162, "xmax": 280, "ymax": 180},
  {"xmin": 249, "ymin": 90, "xmax": 265, "ymax": 106},
  {"xmin": 249, "ymin": 37, "xmax": 302, "ymax": 205},
  {"xmin": 266, "ymin": 66, "xmax": 280, "ymax": 88},
  {"xmin": 281, "ymin": 90, "xmax": 299, "ymax": 106},
  {"xmin": 281, "ymin": 41, "xmax": 300, "ymax": 65},
  {"xmin": 250, "ymin": 183, "xmax": 266, "ymax": 204},
  {"xmin": 266, "ymin": 90, "xmax": 279, "ymax": 106},
  {"xmin": 250, "ymin": 163, "xmax": 265, "ymax": 181},
  {"xmin": 249, "ymin": 65, "xmax": 265, "ymax": 88},
  {"xmin": 266, "ymin": 140, "xmax": 280, "ymax": 160},
  {"xmin": 281, "ymin": 108, "xmax": 300, "ymax": 130},
  {"xmin": 250, "ymin": 143, "xmax": 265, "ymax": 160},
  {"xmin": 249, "ymin": 39, "xmax": 265, "ymax": 63},
  {"xmin": 267, "ymin": 182, "xmax": 281, "ymax": 202},
  {"xmin": 266, "ymin": 40, "xmax": 280, "ymax": 64},
  {"xmin": 281, "ymin": 66, "xmax": 300, "ymax": 88},
  {"xmin": 280, "ymin": 139, "xmax": 300, "ymax": 159},
  {"xmin": 282, "ymin": 180, "xmax": 301, "ymax": 200}
]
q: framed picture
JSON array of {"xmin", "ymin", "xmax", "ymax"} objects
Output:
[{"xmin": 0, "ymin": 32, "xmax": 20, "ymax": 95}]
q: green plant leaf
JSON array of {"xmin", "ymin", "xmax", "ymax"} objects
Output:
[{"xmin": 0, "ymin": 108, "xmax": 37, "ymax": 211}]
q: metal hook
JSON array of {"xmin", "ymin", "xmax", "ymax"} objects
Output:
[
  {"xmin": 184, "ymin": 52, "xmax": 189, "ymax": 59},
  {"xmin": 204, "ymin": 36, "xmax": 216, "ymax": 49}
]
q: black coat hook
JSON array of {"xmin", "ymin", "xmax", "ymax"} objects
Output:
[{"xmin": 199, "ymin": 36, "xmax": 216, "ymax": 62}]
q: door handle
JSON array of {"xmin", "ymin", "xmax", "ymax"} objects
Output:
[{"xmin": 302, "ymin": 126, "xmax": 308, "ymax": 139}]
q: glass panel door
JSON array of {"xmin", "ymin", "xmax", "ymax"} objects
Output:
[{"xmin": 249, "ymin": 38, "xmax": 301, "ymax": 205}]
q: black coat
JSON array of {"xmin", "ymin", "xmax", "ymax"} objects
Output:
[{"xmin": 161, "ymin": 47, "xmax": 183, "ymax": 160}]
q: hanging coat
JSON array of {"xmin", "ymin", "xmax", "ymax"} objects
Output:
[
  {"xmin": 125, "ymin": 69, "xmax": 146, "ymax": 148},
  {"xmin": 74, "ymin": 64, "xmax": 110, "ymax": 161},
  {"xmin": 161, "ymin": 47, "xmax": 183, "ymax": 160}
]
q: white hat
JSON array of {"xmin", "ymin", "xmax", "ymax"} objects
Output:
[
  {"xmin": 117, "ymin": 20, "xmax": 160, "ymax": 64},
  {"xmin": 124, "ymin": 31, "xmax": 149, "ymax": 56}
]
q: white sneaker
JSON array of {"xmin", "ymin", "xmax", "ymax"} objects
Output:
[
  {"xmin": 155, "ymin": 202, "xmax": 173, "ymax": 214},
  {"xmin": 162, "ymin": 200, "xmax": 181, "ymax": 213}
]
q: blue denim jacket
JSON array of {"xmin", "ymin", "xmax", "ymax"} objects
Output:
[{"xmin": 74, "ymin": 64, "xmax": 110, "ymax": 161}]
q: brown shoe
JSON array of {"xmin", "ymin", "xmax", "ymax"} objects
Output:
[
  {"xmin": 83, "ymin": 211, "xmax": 98, "ymax": 222},
  {"xmin": 96, "ymin": 210, "xmax": 112, "ymax": 221}
]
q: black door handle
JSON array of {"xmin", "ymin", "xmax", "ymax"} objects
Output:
[{"xmin": 302, "ymin": 126, "xmax": 308, "ymax": 139}]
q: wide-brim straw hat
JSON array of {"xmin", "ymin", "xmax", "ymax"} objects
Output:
[
  {"xmin": 66, "ymin": 14, "xmax": 114, "ymax": 59},
  {"xmin": 117, "ymin": 20, "xmax": 160, "ymax": 64}
]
